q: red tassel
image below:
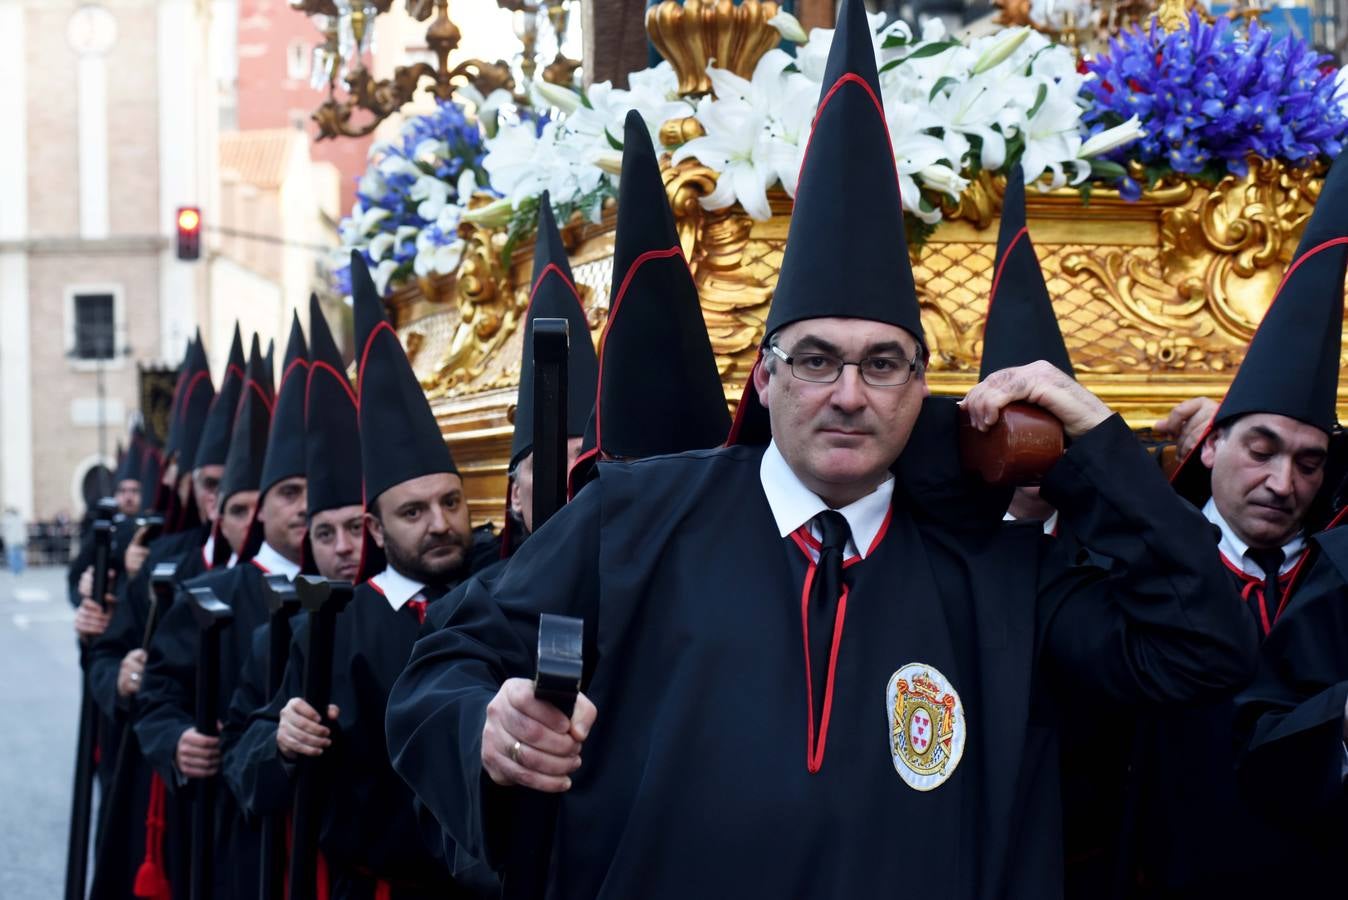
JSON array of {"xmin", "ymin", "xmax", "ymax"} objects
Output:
[
  {"xmin": 374, "ymin": 880, "xmax": 392, "ymax": 900},
  {"xmin": 132, "ymin": 773, "xmax": 172, "ymax": 900}
]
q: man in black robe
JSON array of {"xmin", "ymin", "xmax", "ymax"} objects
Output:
[
  {"xmin": 136, "ymin": 323, "xmax": 308, "ymax": 898},
  {"xmin": 221, "ymin": 296, "xmax": 364, "ymax": 853},
  {"xmin": 382, "ymin": 5, "xmax": 1257, "ymax": 896},
  {"xmin": 246, "ymin": 253, "xmax": 495, "ymax": 899},
  {"xmin": 1128, "ymin": 153, "xmax": 1348, "ymax": 898},
  {"xmin": 1233, "ymin": 527, "xmax": 1348, "ymax": 865},
  {"xmin": 88, "ymin": 327, "xmax": 239, "ymax": 900}
]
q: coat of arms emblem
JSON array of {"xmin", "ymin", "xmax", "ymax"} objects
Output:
[{"xmin": 886, "ymin": 662, "xmax": 966, "ymax": 791}]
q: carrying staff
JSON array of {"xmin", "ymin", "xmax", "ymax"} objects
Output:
[
  {"xmin": 383, "ymin": 6, "xmax": 1256, "ymax": 896},
  {"xmin": 257, "ymin": 254, "xmax": 499, "ymax": 900},
  {"xmin": 88, "ymin": 327, "xmax": 238, "ymax": 900}
]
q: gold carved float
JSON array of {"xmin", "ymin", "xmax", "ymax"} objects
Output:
[{"xmin": 381, "ymin": 1, "xmax": 1341, "ymax": 527}]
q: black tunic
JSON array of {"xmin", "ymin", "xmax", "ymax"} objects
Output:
[
  {"xmin": 136, "ymin": 560, "xmax": 274, "ymax": 899},
  {"xmin": 386, "ymin": 415, "xmax": 1256, "ymax": 900},
  {"xmin": 1130, "ymin": 554, "xmax": 1336, "ymax": 897},
  {"xmin": 1233, "ymin": 527, "xmax": 1348, "ymax": 870},
  {"xmin": 230, "ymin": 536, "xmax": 500, "ymax": 900}
]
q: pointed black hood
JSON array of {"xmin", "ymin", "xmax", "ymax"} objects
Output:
[
  {"xmin": 162, "ymin": 341, "xmax": 191, "ymax": 464},
  {"xmin": 218, "ymin": 336, "xmax": 274, "ymax": 510},
  {"xmin": 510, "ymin": 194, "xmax": 600, "ymax": 469},
  {"xmin": 192, "ymin": 324, "xmax": 247, "ymax": 470},
  {"xmin": 980, "ymin": 167, "xmax": 1073, "ymax": 379},
  {"xmin": 1171, "ymin": 154, "xmax": 1348, "ymax": 507},
  {"xmin": 113, "ymin": 429, "xmax": 144, "ymax": 487},
  {"xmin": 568, "ymin": 113, "xmax": 731, "ymax": 491},
  {"xmin": 306, "ymin": 294, "xmax": 363, "ymax": 517},
  {"xmin": 352, "ymin": 250, "xmax": 457, "ymax": 509},
  {"xmin": 170, "ymin": 334, "xmax": 217, "ymax": 471},
  {"xmin": 762, "ymin": 0, "xmax": 922, "ymax": 348},
  {"xmin": 258, "ymin": 313, "xmax": 309, "ymax": 500},
  {"xmin": 263, "ymin": 339, "xmax": 276, "ymax": 400}
]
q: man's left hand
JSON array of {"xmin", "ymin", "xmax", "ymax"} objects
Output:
[
  {"xmin": 962, "ymin": 361, "xmax": 1111, "ymax": 440},
  {"xmin": 74, "ymin": 597, "xmax": 114, "ymax": 642},
  {"xmin": 124, "ymin": 527, "xmax": 151, "ymax": 579}
]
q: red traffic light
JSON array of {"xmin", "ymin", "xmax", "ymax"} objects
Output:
[{"xmin": 176, "ymin": 206, "xmax": 201, "ymax": 261}]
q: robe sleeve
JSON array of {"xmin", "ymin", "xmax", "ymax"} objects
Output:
[
  {"xmin": 1036, "ymin": 413, "xmax": 1259, "ymax": 705},
  {"xmin": 134, "ymin": 595, "xmax": 200, "ymax": 787},
  {"xmin": 387, "ymin": 486, "xmax": 601, "ymax": 870},
  {"xmin": 88, "ymin": 568, "xmax": 147, "ymax": 720},
  {"xmin": 1234, "ymin": 537, "xmax": 1348, "ymax": 825},
  {"xmin": 222, "ymin": 623, "xmax": 295, "ymax": 818}
]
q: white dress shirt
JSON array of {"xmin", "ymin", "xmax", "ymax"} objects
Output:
[
  {"xmin": 1002, "ymin": 510, "xmax": 1059, "ymax": 535},
  {"xmin": 759, "ymin": 440, "xmax": 893, "ymax": 562},
  {"xmin": 1202, "ymin": 498, "xmax": 1305, "ymax": 577},
  {"xmin": 368, "ymin": 566, "xmax": 428, "ymax": 613},
  {"xmin": 251, "ymin": 542, "xmax": 301, "ymax": 580}
]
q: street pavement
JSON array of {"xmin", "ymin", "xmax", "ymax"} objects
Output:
[{"xmin": 0, "ymin": 565, "xmax": 79, "ymax": 898}]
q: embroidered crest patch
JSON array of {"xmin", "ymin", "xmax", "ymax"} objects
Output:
[{"xmin": 886, "ymin": 662, "xmax": 966, "ymax": 791}]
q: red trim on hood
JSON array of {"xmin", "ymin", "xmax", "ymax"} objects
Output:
[
  {"xmin": 177, "ymin": 370, "xmax": 211, "ymax": 418},
  {"xmin": 987, "ymin": 226, "xmax": 1028, "ymax": 317},
  {"xmin": 529, "ymin": 262, "xmax": 585, "ymax": 315},
  {"xmin": 593, "ymin": 246, "xmax": 685, "ymax": 449},
  {"xmin": 796, "ymin": 72, "xmax": 898, "ymax": 201}
]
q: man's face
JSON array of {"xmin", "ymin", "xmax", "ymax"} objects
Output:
[
  {"xmin": 257, "ymin": 476, "xmax": 307, "ymax": 564},
  {"xmin": 309, "ymin": 503, "xmax": 364, "ymax": 581},
  {"xmin": 366, "ymin": 472, "xmax": 473, "ymax": 583},
  {"xmin": 219, "ymin": 490, "xmax": 259, "ymax": 556},
  {"xmin": 193, "ymin": 465, "xmax": 224, "ymax": 525},
  {"xmin": 753, "ymin": 318, "xmax": 928, "ymax": 507},
  {"xmin": 1201, "ymin": 413, "xmax": 1328, "ymax": 549},
  {"xmin": 114, "ymin": 481, "xmax": 141, "ymax": 516},
  {"xmin": 510, "ymin": 436, "xmax": 584, "ymax": 534}
]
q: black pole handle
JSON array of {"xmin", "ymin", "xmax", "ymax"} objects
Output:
[
  {"xmin": 187, "ymin": 587, "xmax": 234, "ymax": 900},
  {"xmin": 258, "ymin": 574, "xmax": 301, "ymax": 900}
]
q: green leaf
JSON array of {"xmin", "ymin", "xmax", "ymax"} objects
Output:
[
  {"xmin": 1026, "ymin": 83, "xmax": 1049, "ymax": 120},
  {"xmin": 881, "ymin": 33, "xmax": 910, "ymax": 49},
  {"xmin": 605, "ymin": 128, "xmax": 624, "ymax": 151},
  {"xmin": 928, "ymin": 76, "xmax": 958, "ymax": 102},
  {"xmin": 579, "ymin": 90, "xmax": 594, "ymax": 110},
  {"xmin": 1089, "ymin": 159, "xmax": 1128, "ymax": 180},
  {"xmin": 879, "ymin": 40, "xmax": 959, "ymax": 73}
]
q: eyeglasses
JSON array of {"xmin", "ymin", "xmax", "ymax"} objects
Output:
[{"xmin": 768, "ymin": 344, "xmax": 921, "ymax": 387}]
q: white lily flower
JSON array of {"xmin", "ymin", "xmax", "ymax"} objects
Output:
[
  {"xmin": 971, "ymin": 28, "xmax": 1031, "ymax": 76},
  {"xmin": 395, "ymin": 224, "xmax": 420, "ymax": 256},
  {"xmin": 927, "ymin": 79, "xmax": 1009, "ymax": 170},
  {"xmin": 357, "ymin": 167, "xmax": 388, "ymax": 202},
  {"xmin": 918, "ymin": 164, "xmax": 969, "ymax": 199},
  {"xmin": 371, "ymin": 259, "xmax": 399, "ymax": 296},
  {"xmin": 353, "ymin": 206, "xmax": 390, "ymax": 237},
  {"xmin": 456, "ymin": 169, "xmax": 477, "ymax": 200},
  {"xmin": 434, "ymin": 204, "xmax": 462, "ymax": 235},
  {"xmin": 672, "ymin": 95, "xmax": 775, "ymax": 220},
  {"xmin": 766, "ymin": 10, "xmax": 808, "ymax": 44},
  {"xmin": 368, "ymin": 232, "xmax": 396, "ymax": 262},
  {"xmin": 462, "ymin": 197, "xmax": 515, "ymax": 228},
  {"xmin": 1021, "ymin": 90, "xmax": 1091, "ymax": 188},
  {"xmin": 587, "ymin": 148, "xmax": 625, "ymax": 176},
  {"xmin": 532, "ymin": 79, "xmax": 583, "ymax": 115},
  {"xmin": 414, "ymin": 232, "xmax": 466, "ymax": 277},
  {"xmin": 1078, "ymin": 115, "xmax": 1145, "ymax": 158}
]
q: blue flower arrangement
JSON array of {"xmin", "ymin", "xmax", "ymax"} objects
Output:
[
  {"xmin": 1083, "ymin": 12, "xmax": 1348, "ymax": 199},
  {"xmin": 335, "ymin": 100, "xmax": 492, "ymax": 296}
]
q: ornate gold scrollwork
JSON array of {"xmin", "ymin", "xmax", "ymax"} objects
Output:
[{"xmin": 646, "ymin": 0, "xmax": 783, "ymax": 98}]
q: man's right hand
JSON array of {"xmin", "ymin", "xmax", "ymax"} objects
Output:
[
  {"xmin": 74, "ymin": 598, "xmax": 114, "ymax": 642},
  {"xmin": 1154, "ymin": 396, "xmax": 1219, "ymax": 459},
  {"xmin": 176, "ymin": 728, "xmax": 221, "ymax": 779},
  {"xmin": 481, "ymin": 677, "xmax": 597, "ymax": 793},
  {"xmin": 117, "ymin": 649, "xmax": 147, "ymax": 698},
  {"xmin": 124, "ymin": 527, "xmax": 152, "ymax": 579},
  {"xmin": 277, "ymin": 698, "xmax": 340, "ymax": 760}
]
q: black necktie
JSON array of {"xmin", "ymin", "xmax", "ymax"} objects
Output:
[
  {"xmin": 1247, "ymin": 547, "xmax": 1285, "ymax": 635},
  {"xmin": 807, "ymin": 511, "xmax": 851, "ymax": 736}
]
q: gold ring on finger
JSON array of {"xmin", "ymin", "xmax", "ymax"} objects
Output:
[{"xmin": 510, "ymin": 739, "xmax": 523, "ymax": 765}]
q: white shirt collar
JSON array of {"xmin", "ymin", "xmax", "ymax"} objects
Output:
[
  {"xmin": 1201, "ymin": 497, "xmax": 1305, "ymax": 577},
  {"xmin": 251, "ymin": 542, "xmax": 301, "ymax": 580},
  {"xmin": 202, "ymin": 533, "xmax": 215, "ymax": 567},
  {"xmin": 759, "ymin": 440, "xmax": 893, "ymax": 560},
  {"xmin": 1002, "ymin": 510, "xmax": 1059, "ymax": 535},
  {"xmin": 368, "ymin": 566, "xmax": 427, "ymax": 612}
]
